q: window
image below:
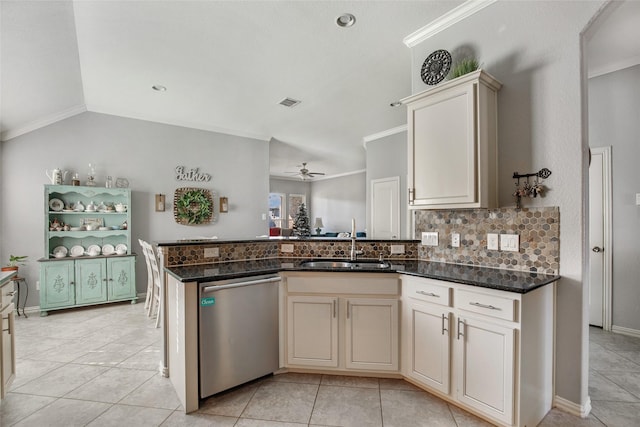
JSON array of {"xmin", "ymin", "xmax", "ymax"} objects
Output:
[
  {"xmin": 268, "ymin": 193, "xmax": 307, "ymax": 230},
  {"xmin": 288, "ymin": 194, "xmax": 306, "ymax": 229},
  {"xmin": 269, "ymin": 193, "xmax": 285, "ymax": 228}
]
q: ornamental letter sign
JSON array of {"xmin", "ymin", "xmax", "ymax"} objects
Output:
[{"xmin": 175, "ymin": 166, "xmax": 212, "ymax": 182}]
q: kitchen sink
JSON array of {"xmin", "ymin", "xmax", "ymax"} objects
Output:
[{"xmin": 300, "ymin": 260, "xmax": 391, "ymax": 270}]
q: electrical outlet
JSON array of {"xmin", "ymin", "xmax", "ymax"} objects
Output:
[
  {"xmin": 451, "ymin": 233, "xmax": 460, "ymax": 248},
  {"xmin": 204, "ymin": 247, "xmax": 219, "ymax": 258},
  {"xmin": 390, "ymin": 244, "xmax": 405, "ymax": 255},
  {"xmin": 500, "ymin": 234, "xmax": 520, "ymax": 252},
  {"xmin": 487, "ymin": 233, "xmax": 499, "ymax": 250},
  {"xmin": 421, "ymin": 232, "xmax": 438, "ymax": 246},
  {"xmin": 262, "ymin": 213, "xmax": 267, "ymax": 220},
  {"xmin": 281, "ymin": 244, "xmax": 294, "ymax": 253}
]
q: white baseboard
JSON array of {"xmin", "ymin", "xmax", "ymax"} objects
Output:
[
  {"xmin": 553, "ymin": 395, "xmax": 592, "ymax": 418},
  {"xmin": 611, "ymin": 325, "xmax": 640, "ymax": 338},
  {"xmin": 18, "ymin": 294, "xmax": 148, "ymax": 316}
]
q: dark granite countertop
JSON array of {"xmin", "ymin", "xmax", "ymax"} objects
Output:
[
  {"xmin": 165, "ymin": 258, "xmax": 559, "ymax": 294},
  {"xmin": 155, "ymin": 237, "xmax": 418, "ymax": 246}
]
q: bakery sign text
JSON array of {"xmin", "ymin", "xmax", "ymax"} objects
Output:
[{"xmin": 175, "ymin": 166, "xmax": 212, "ymax": 182}]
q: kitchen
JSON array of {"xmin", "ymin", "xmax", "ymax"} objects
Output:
[{"xmin": 2, "ymin": 1, "xmax": 639, "ymax": 426}]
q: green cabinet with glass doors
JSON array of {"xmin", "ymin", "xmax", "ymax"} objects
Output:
[{"xmin": 39, "ymin": 185, "xmax": 137, "ymax": 315}]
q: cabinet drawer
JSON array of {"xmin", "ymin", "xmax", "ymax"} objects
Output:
[
  {"xmin": 455, "ymin": 289, "xmax": 516, "ymax": 322},
  {"xmin": 1, "ymin": 281, "xmax": 16, "ymax": 311},
  {"xmin": 403, "ymin": 278, "xmax": 451, "ymax": 307}
]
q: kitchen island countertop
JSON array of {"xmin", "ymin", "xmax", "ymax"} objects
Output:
[{"xmin": 165, "ymin": 258, "xmax": 559, "ymax": 294}]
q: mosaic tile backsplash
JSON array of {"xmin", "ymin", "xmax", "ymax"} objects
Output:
[{"xmin": 414, "ymin": 207, "xmax": 559, "ymax": 275}]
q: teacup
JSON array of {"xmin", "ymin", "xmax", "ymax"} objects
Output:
[{"xmin": 115, "ymin": 203, "xmax": 128, "ymax": 212}]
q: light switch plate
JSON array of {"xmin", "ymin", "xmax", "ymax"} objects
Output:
[
  {"xmin": 281, "ymin": 244, "xmax": 294, "ymax": 253},
  {"xmin": 451, "ymin": 233, "xmax": 460, "ymax": 248},
  {"xmin": 390, "ymin": 244, "xmax": 405, "ymax": 254},
  {"xmin": 500, "ymin": 234, "xmax": 520, "ymax": 252},
  {"xmin": 421, "ymin": 232, "xmax": 438, "ymax": 246},
  {"xmin": 487, "ymin": 233, "xmax": 499, "ymax": 250}
]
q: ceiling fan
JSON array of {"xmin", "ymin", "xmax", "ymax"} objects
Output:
[{"xmin": 285, "ymin": 162, "xmax": 325, "ymax": 180}]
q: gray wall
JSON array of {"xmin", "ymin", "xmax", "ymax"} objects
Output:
[
  {"xmin": 365, "ymin": 130, "xmax": 408, "ymax": 239},
  {"xmin": 589, "ymin": 64, "xmax": 640, "ymax": 331},
  {"xmin": 310, "ymin": 173, "xmax": 366, "ymax": 234},
  {"xmin": 0, "ymin": 112, "xmax": 270, "ymax": 306},
  {"xmin": 409, "ymin": 0, "xmax": 604, "ymax": 406}
]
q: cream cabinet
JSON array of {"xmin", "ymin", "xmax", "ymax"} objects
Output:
[
  {"xmin": 401, "ymin": 275, "xmax": 554, "ymax": 427},
  {"xmin": 403, "ymin": 70, "xmax": 501, "ymax": 209},
  {"xmin": 0, "ymin": 277, "xmax": 16, "ymax": 399},
  {"xmin": 284, "ymin": 272, "xmax": 399, "ymax": 373}
]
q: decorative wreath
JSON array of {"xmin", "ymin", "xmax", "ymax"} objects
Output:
[{"xmin": 173, "ymin": 187, "xmax": 213, "ymax": 225}]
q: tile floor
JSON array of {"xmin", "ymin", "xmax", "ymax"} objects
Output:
[{"xmin": 1, "ymin": 302, "xmax": 639, "ymax": 426}]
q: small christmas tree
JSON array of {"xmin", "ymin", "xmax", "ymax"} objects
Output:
[{"xmin": 293, "ymin": 203, "xmax": 311, "ymax": 237}]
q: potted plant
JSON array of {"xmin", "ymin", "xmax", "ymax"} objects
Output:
[{"xmin": 2, "ymin": 255, "xmax": 28, "ymax": 272}]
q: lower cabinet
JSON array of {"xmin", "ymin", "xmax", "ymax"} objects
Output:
[
  {"xmin": 401, "ymin": 275, "xmax": 553, "ymax": 427},
  {"xmin": 284, "ymin": 273, "xmax": 399, "ymax": 373},
  {"xmin": 40, "ymin": 256, "xmax": 137, "ymax": 315}
]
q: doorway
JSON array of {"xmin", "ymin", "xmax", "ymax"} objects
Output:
[
  {"xmin": 371, "ymin": 177, "xmax": 400, "ymax": 239},
  {"xmin": 588, "ymin": 147, "xmax": 612, "ymax": 330}
]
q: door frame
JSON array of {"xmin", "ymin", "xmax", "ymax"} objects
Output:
[{"xmin": 590, "ymin": 146, "xmax": 613, "ymax": 331}]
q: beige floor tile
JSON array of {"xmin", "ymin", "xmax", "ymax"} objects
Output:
[
  {"xmin": 199, "ymin": 383, "xmax": 259, "ymax": 417},
  {"xmin": 320, "ymin": 374, "xmax": 379, "ymax": 389},
  {"xmin": 119, "ymin": 373, "xmax": 182, "ymax": 410},
  {"xmin": 118, "ymin": 345, "xmax": 163, "ymax": 371},
  {"xmin": 598, "ymin": 371, "xmax": 640, "ymax": 400},
  {"xmin": 11, "ymin": 363, "xmax": 109, "ymax": 397},
  {"xmin": 589, "ymin": 370, "xmax": 640, "ymax": 402},
  {"xmin": 378, "ymin": 378, "xmax": 422, "ymax": 391},
  {"xmin": 161, "ymin": 410, "xmax": 238, "ymax": 426},
  {"xmin": 270, "ymin": 372, "xmax": 322, "ymax": 384},
  {"xmin": 592, "ymin": 400, "xmax": 640, "ymax": 426},
  {"xmin": 0, "ymin": 393, "xmax": 57, "ymax": 426},
  {"xmin": 12, "ymin": 397, "xmax": 111, "ymax": 427},
  {"xmin": 448, "ymin": 403, "xmax": 494, "ymax": 427},
  {"xmin": 9, "ymin": 359, "xmax": 65, "ymax": 389},
  {"xmin": 86, "ymin": 403, "xmax": 173, "ymax": 426},
  {"xmin": 72, "ymin": 342, "xmax": 148, "ymax": 366},
  {"xmin": 590, "ymin": 345, "xmax": 640, "ymax": 372},
  {"xmin": 538, "ymin": 408, "xmax": 606, "ymax": 426},
  {"xmin": 310, "ymin": 385, "xmax": 382, "ymax": 427},
  {"xmin": 242, "ymin": 381, "xmax": 318, "ymax": 423},
  {"xmin": 65, "ymin": 367, "xmax": 156, "ymax": 403},
  {"xmin": 237, "ymin": 419, "xmax": 308, "ymax": 426},
  {"xmin": 380, "ymin": 389, "xmax": 456, "ymax": 427}
]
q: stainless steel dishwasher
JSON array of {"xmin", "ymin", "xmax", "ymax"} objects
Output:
[{"xmin": 199, "ymin": 274, "xmax": 280, "ymax": 398}]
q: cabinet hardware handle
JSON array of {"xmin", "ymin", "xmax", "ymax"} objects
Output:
[
  {"xmin": 417, "ymin": 291, "xmax": 439, "ymax": 298},
  {"xmin": 441, "ymin": 313, "xmax": 448, "ymax": 335},
  {"xmin": 457, "ymin": 318, "xmax": 464, "ymax": 340},
  {"xmin": 333, "ymin": 300, "xmax": 337, "ymax": 318},
  {"xmin": 469, "ymin": 301, "xmax": 501, "ymax": 310},
  {"xmin": 347, "ymin": 301, "xmax": 350, "ymax": 319}
]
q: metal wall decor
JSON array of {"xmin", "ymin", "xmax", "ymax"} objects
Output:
[
  {"xmin": 512, "ymin": 168, "xmax": 552, "ymax": 209},
  {"xmin": 173, "ymin": 187, "xmax": 214, "ymax": 225},
  {"xmin": 175, "ymin": 166, "xmax": 212, "ymax": 182},
  {"xmin": 421, "ymin": 49, "xmax": 452, "ymax": 85}
]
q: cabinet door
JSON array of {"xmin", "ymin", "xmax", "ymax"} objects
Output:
[
  {"xmin": 405, "ymin": 300, "xmax": 451, "ymax": 394},
  {"xmin": 456, "ymin": 315, "xmax": 515, "ymax": 425},
  {"xmin": 75, "ymin": 259, "xmax": 107, "ymax": 305},
  {"xmin": 107, "ymin": 257, "xmax": 136, "ymax": 300},
  {"xmin": 408, "ymin": 82, "xmax": 476, "ymax": 206},
  {"xmin": 0, "ymin": 304, "xmax": 15, "ymax": 399},
  {"xmin": 345, "ymin": 298, "xmax": 398, "ymax": 371},
  {"xmin": 40, "ymin": 261, "xmax": 75, "ymax": 309},
  {"xmin": 287, "ymin": 295, "xmax": 338, "ymax": 367}
]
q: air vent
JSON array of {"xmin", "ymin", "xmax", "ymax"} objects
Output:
[{"xmin": 279, "ymin": 97, "xmax": 301, "ymax": 108}]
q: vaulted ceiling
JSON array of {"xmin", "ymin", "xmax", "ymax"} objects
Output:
[{"xmin": 2, "ymin": 1, "xmax": 638, "ymax": 178}]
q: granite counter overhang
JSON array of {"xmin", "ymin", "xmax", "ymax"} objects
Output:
[{"xmin": 164, "ymin": 258, "xmax": 559, "ymax": 294}]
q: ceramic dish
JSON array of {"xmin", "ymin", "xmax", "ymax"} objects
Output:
[
  {"xmin": 115, "ymin": 243, "xmax": 127, "ymax": 252},
  {"xmin": 49, "ymin": 198, "xmax": 64, "ymax": 212},
  {"xmin": 53, "ymin": 246, "xmax": 68, "ymax": 256},
  {"xmin": 69, "ymin": 226, "xmax": 82, "ymax": 231},
  {"xmin": 98, "ymin": 226, "xmax": 110, "ymax": 231},
  {"xmin": 111, "ymin": 226, "xmax": 120, "ymax": 230},
  {"xmin": 70, "ymin": 245, "xmax": 85, "ymax": 257},
  {"xmin": 86, "ymin": 244, "xmax": 101, "ymax": 256},
  {"xmin": 102, "ymin": 244, "xmax": 115, "ymax": 255}
]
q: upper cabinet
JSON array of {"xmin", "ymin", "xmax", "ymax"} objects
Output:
[{"xmin": 403, "ymin": 70, "xmax": 502, "ymax": 209}]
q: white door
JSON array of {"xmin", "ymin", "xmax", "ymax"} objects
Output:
[
  {"xmin": 589, "ymin": 147, "xmax": 612, "ymax": 328},
  {"xmin": 371, "ymin": 177, "xmax": 400, "ymax": 239}
]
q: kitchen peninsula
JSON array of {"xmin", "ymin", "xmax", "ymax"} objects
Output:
[{"xmin": 157, "ymin": 237, "xmax": 559, "ymax": 427}]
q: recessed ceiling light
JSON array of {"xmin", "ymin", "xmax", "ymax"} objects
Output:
[
  {"xmin": 336, "ymin": 13, "xmax": 356, "ymax": 27},
  {"xmin": 152, "ymin": 85, "xmax": 167, "ymax": 92}
]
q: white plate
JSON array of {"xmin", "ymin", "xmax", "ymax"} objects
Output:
[
  {"xmin": 87, "ymin": 244, "xmax": 101, "ymax": 256},
  {"xmin": 70, "ymin": 245, "xmax": 85, "ymax": 257},
  {"xmin": 49, "ymin": 198, "xmax": 64, "ymax": 211},
  {"xmin": 53, "ymin": 246, "xmax": 68, "ymax": 256},
  {"xmin": 102, "ymin": 244, "xmax": 115, "ymax": 255},
  {"xmin": 115, "ymin": 243, "xmax": 127, "ymax": 252}
]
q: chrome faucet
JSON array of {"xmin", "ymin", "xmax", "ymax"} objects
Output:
[{"xmin": 350, "ymin": 237, "xmax": 363, "ymax": 260}]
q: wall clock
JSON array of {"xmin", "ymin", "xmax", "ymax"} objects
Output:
[{"xmin": 421, "ymin": 49, "xmax": 452, "ymax": 85}]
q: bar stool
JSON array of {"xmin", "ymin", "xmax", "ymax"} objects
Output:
[
  {"xmin": 11, "ymin": 276, "xmax": 28, "ymax": 318},
  {"xmin": 139, "ymin": 239, "xmax": 162, "ymax": 327},
  {"xmin": 139, "ymin": 239, "xmax": 154, "ymax": 316}
]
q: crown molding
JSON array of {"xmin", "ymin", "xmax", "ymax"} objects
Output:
[
  {"xmin": 1, "ymin": 104, "xmax": 87, "ymax": 141},
  {"xmin": 403, "ymin": 0, "xmax": 497, "ymax": 48},
  {"xmin": 271, "ymin": 169, "xmax": 366, "ymax": 183},
  {"xmin": 588, "ymin": 55, "xmax": 640, "ymax": 79},
  {"xmin": 363, "ymin": 124, "xmax": 407, "ymax": 149}
]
